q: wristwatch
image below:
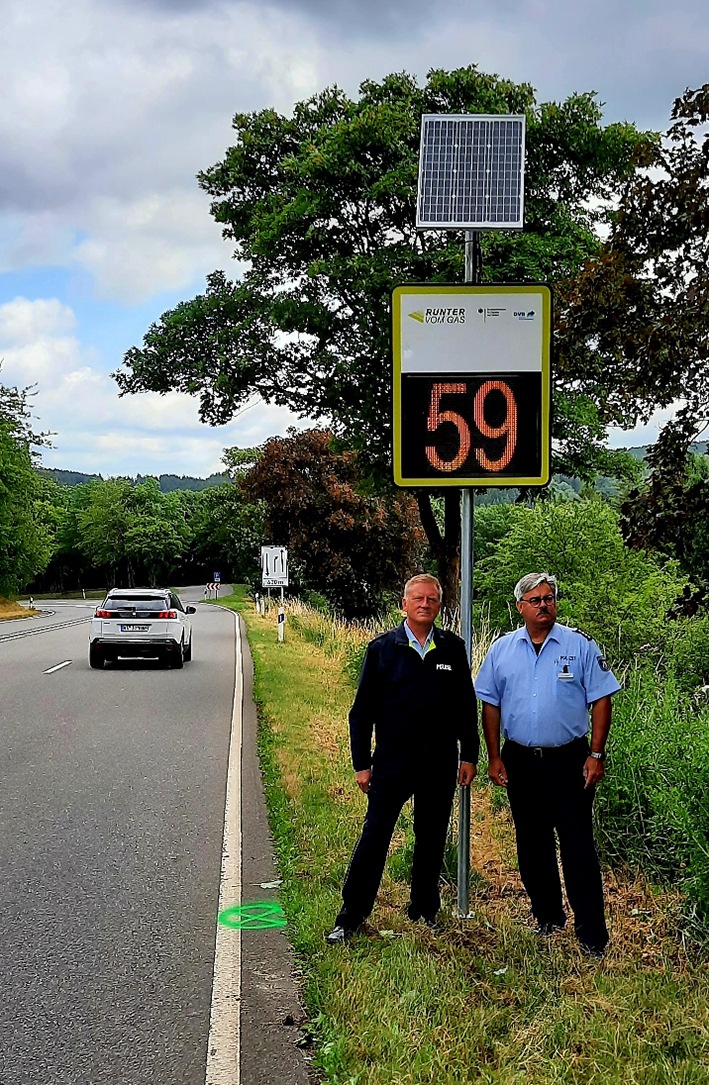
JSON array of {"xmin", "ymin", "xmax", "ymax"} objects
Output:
[{"xmin": 588, "ymin": 751, "xmax": 605, "ymax": 761}]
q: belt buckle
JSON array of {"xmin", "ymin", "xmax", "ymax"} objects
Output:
[{"xmin": 531, "ymin": 746, "xmax": 544, "ymax": 758}]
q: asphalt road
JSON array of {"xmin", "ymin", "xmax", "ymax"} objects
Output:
[{"xmin": 0, "ymin": 587, "xmax": 310, "ymax": 1085}]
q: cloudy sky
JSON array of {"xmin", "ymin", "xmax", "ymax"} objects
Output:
[{"xmin": 1, "ymin": 0, "xmax": 706, "ymax": 478}]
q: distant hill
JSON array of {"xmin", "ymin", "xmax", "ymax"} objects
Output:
[
  {"xmin": 39, "ymin": 468, "xmax": 230, "ymax": 492},
  {"xmin": 38, "ymin": 443, "xmax": 708, "ymax": 494},
  {"xmin": 38, "ymin": 468, "xmax": 103, "ymax": 487},
  {"xmin": 619, "ymin": 441, "xmax": 707, "ymax": 461}
]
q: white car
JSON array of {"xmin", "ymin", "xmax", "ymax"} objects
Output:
[{"xmin": 89, "ymin": 588, "xmax": 195, "ymax": 669}]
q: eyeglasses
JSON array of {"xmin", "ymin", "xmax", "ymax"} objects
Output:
[{"xmin": 521, "ymin": 594, "xmax": 556, "ymax": 607}]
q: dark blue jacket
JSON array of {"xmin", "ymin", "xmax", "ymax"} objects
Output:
[{"xmin": 349, "ymin": 622, "xmax": 479, "ymax": 773}]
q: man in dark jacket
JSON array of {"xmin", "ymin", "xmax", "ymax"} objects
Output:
[{"xmin": 326, "ymin": 574, "xmax": 479, "ymax": 943}]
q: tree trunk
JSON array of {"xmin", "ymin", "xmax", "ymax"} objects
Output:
[{"xmin": 416, "ymin": 491, "xmax": 461, "ymax": 627}]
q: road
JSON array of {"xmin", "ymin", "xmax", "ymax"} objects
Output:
[{"xmin": 0, "ymin": 589, "xmax": 310, "ymax": 1085}]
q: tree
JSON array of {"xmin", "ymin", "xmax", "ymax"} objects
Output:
[
  {"xmin": 114, "ymin": 66, "xmax": 655, "ymax": 604},
  {"xmin": 590, "ymin": 84, "xmax": 709, "ymax": 572},
  {"xmin": 189, "ymin": 482, "xmax": 264, "ymax": 585},
  {"xmin": 620, "ymin": 446, "xmax": 709, "ymax": 593},
  {"xmin": 73, "ymin": 477, "xmax": 196, "ymax": 587},
  {"xmin": 565, "ymin": 84, "xmax": 709, "ymax": 469},
  {"xmin": 0, "ymin": 380, "xmax": 54, "ymax": 595},
  {"xmin": 240, "ymin": 429, "xmax": 425, "ymax": 618},
  {"xmin": 475, "ymin": 498, "xmax": 685, "ymax": 664}
]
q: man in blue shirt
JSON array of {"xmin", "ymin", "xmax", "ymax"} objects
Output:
[
  {"xmin": 326, "ymin": 574, "xmax": 479, "ymax": 944},
  {"xmin": 476, "ymin": 572, "xmax": 621, "ymax": 958}
]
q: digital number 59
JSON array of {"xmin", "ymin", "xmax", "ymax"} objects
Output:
[{"xmin": 425, "ymin": 381, "xmax": 518, "ymax": 472}]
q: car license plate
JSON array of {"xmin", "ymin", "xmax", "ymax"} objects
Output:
[{"xmin": 120, "ymin": 624, "xmax": 150, "ymax": 632}]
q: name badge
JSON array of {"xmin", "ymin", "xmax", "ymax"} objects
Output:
[{"xmin": 557, "ymin": 665, "xmax": 574, "ymax": 681}]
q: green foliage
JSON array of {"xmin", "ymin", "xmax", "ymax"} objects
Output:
[
  {"xmin": 666, "ymin": 616, "xmax": 709, "ymax": 691},
  {"xmin": 0, "ymin": 380, "xmax": 54, "ymax": 594},
  {"xmin": 569, "ymin": 84, "xmax": 709, "ymax": 484},
  {"xmin": 597, "ymin": 667, "xmax": 709, "ymax": 934},
  {"xmin": 622, "ymin": 447, "xmax": 709, "ymax": 586},
  {"xmin": 471, "ymin": 503, "xmax": 522, "ymax": 567},
  {"xmin": 189, "ymin": 481, "xmax": 264, "ymax": 584},
  {"xmin": 475, "ymin": 498, "xmax": 685, "ymax": 662},
  {"xmin": 40, "ymin": 467, "xmax": 229, "ymax": 492}
]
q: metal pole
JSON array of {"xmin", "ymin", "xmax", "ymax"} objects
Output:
[{"xmin": 457, "ymin": 229, "xmax": 479, "ymax": 918}]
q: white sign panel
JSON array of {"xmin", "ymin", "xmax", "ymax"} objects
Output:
[
  {"xmin": 398, "ymin": 288, "xmax": 545, "ymax": 374},
  {"xmin": 261, "ymin": 546, "xmax": 289, "ymax": 588}
]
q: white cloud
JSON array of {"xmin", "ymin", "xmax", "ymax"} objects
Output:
[
  {"xmin": 0, "ymin": 297, "xmax": 77, "ymax": 344},
  {"xmin": 0, "ymin": 295, "xmax": 307, "ymax": 476},
  {"xmin": 70, "ymin": 191, "xmax": 239, "ymax": 303},
  {"xmin": 0, "ymin": 0, "xmax": 322, "ymax": 301}
]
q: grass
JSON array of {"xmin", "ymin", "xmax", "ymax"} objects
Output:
[{"xmin": 220, "ymin": 588, "xmax": 709, "ymax": 1084}]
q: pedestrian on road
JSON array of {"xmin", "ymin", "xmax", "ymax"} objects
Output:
[
  {"xmin": 326, "ymin": 574, "xmax": 479, "ymax": 944},
  {"xmin": 475, "ymin": 572, "xmax": 621, "ymax": 958}
]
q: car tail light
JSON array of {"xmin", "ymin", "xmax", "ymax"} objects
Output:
[
  {"xmin": 95, "ymin": 609, "xmax": 111, "ymax": 618},
  {"xmin": 158, "ymin": 610, "xmax": 177, "ymax": 619}
]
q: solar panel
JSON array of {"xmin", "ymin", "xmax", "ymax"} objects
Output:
[{"xmin": 416, "ymin": 114, "xmax": 526, "ymax": 230}]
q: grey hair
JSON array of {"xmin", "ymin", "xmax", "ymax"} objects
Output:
[
  {"xmin": 514, "ymin": 572, "xmax": 558, "ymax": 602},
  {"xmin": 404, "ymin": 573, "xmax": 443, "ymax": 601}
]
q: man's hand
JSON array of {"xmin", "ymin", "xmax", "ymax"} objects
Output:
[
  {"xmin": 355, "ymin": 768, "xmax": 372, "ymax": 794},
  {"xmin": 458, "ymin": 761, "xmax": 477, "ymax": 786},
  {"xmin": 487, "ymin": 755, "xmax": 508, "ymax": 788},
  {"xmin": 583, "ymin": 756, "xmax": 605, "ymax": 789}
]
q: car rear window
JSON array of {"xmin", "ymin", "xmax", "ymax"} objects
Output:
[{"xmin": 104, "ymin": 597, "xmax": 170, "ymax": 611}]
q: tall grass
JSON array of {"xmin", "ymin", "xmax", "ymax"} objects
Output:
[{"xmin": 596, "ymin": 664, "xmax": 709, "ymax": 936}]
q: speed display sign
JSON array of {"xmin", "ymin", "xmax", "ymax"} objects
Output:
[{"xmin": 392, "ymin": 284, "xmax": 551, "ymax": 487}]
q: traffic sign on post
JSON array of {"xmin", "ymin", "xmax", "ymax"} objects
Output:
[
  {"xmin": 261, "ymin": 547, "xmax": 289, "ymax": 588},
  {"xmin": 392, "ymin": 283, "xmax": 551, "ymax": 488}
]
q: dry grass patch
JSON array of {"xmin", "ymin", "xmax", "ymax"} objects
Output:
[{"xmin": 0, "ymin": 597, "xmax": 38, "ymax": 620}]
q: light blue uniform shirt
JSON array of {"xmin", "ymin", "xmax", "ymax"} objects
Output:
[
  {"xmin": 403, "ymin": 620, "xmax": 436, "ymax": 658},
  {"xmin": 475, "ymin": 623, "xmax": 621, "ymax": 747}
]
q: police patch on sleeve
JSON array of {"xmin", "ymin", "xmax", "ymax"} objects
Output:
[{"xmin": 597, "ymin": 656, "xmax": 610, "ymax": 671}]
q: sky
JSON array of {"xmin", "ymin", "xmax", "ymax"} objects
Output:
[{"xmin": 1, "ymin": 0, "xmax": 707, "ymax": 479}]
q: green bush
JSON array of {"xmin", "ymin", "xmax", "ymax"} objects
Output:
[
  {"xmin": 596, "ymin": 666, "xmax": 709, "ymax": 934},
  {"xmin": 666, "ymin": 615, "xmax": 709, "ymax": 691},
  {"xmin": 475, "ymin": 498, "xmax": 685, "ymax": 666}
]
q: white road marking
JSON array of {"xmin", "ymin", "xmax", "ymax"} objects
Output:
[
  {"xmin": 206, "ymin": 611, "xmax": 243, "ymax": 1085},
  {"xmin": 44, "ymin": 660, "xmax": 73, "ymax": 674}
]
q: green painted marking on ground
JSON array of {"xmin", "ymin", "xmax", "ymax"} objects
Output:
[{"xmin": 219, "ymin": 901, "xmax": 287, "ymax": 930}]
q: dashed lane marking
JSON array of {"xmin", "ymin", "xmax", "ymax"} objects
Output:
[{"xmin": 44, "ymin": 660, "xmax": 73, "ymax": 674}]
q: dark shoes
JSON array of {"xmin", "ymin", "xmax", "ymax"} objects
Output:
[{"xmin": 325, "ymin": 924, "xmax": 355, "ymax": 945}]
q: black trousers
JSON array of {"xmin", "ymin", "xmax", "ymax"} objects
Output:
[
  {"xmin": 336, "ymin": 761, "xmax": 457, "ymax": 928},
  {"xmin": 502, "ymin": 737, "xmax": 608, "ymax": 950}
]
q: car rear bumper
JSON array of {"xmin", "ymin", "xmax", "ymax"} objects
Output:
[{"xmin": 90, "ymin": 636, "xmax": 181, "ymax": 658}]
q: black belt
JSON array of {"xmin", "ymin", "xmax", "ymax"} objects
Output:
[{"xmin": 504, "ymin": 736, "xmax": 587, "ymax": 758}]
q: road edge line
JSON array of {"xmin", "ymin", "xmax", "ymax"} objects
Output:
[{"xmin": 205, "ymin": 610, "xmax": 243, "ymax": 1084}]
